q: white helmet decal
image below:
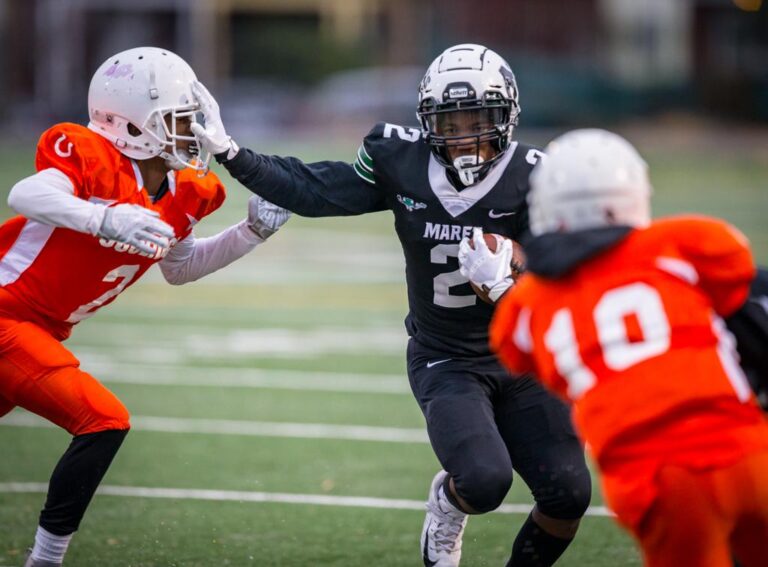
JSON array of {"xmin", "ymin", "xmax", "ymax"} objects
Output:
[
  {"xmin": 87, "ymin": 47, "xmax": 210, "ymax": 172},
  {"xmin": 528, "ymin": 129, "xmax": 652, "ymax": 236}
]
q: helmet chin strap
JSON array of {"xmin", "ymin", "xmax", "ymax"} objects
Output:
[
  {"xmin": 161, "ymin": 150, "xmax": 187, "ymax": 171},
  {"xmin": 161, "ymin": 148, "xmax": 204, "ymax": 172},
  {"xmin": 453, "ymin": 155, "xmax": 484, "ymax": 186}
]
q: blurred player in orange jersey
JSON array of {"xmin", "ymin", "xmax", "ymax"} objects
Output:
[
  {"xmin": 472, "ymin": 129, "xmax": 768, "ymax": 567},
  {"xmin": 0, "ymin": 47, "xmax": 290, "ymax": 567}
]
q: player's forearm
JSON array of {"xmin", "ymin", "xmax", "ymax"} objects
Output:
[
  {"xmin": 220, "ymin": 148, "xmax": 373, "ymax": 217},
  {"xmin": 8, "ymin": 168, "xmax": 105, "ymax": 235},
  {"xmin": 159, "ymin": 221, "xmax": 261, "ymax": 285}
]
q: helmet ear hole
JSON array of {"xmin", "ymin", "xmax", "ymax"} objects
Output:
[{"xmin": 127, "ymin": 123, "xmax": 142, "ymax": 137}]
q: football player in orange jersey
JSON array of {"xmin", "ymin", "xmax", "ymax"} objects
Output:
[
  {"xmin": 0, "ymin": 47, "xmax": 290, "ymax": 567},
  {"xmin": 460, "ymin": 129, "xmax": 768, "ymax": 567}
]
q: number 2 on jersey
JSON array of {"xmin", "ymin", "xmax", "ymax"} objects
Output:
[
  {"xmin": 67, "ymin": 265, "xmax": 140, "ymax": 323},
  {"xmin": 431, "ymin": 243, "xmax": 476, "ymax": 308}
]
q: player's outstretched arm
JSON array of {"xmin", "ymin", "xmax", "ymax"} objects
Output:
[
  {"xmin": 159, "ymin": 195, "xmax": 290, "ymax": 285},
  {"xmin": 191, "ymin": 81, "xmax": 385, "ymax": 218},
  {"xmin": 9, "ymin": 168, "xmax": 174, "ymax": 255}
]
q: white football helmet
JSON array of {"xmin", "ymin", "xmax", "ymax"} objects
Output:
[
  {"xmin": 528, "ymin": 129, "xmax": 652, "ymax": 236},
  {"xmin": 88, "ymin": 46, "xmax": 209, "ymax": 172},
  {"xmin": 418, "ymin": 44, "xmax": 520, "ymax": 186}
]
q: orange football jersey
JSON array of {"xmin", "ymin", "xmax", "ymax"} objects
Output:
[
  {"xmin": 490, "ymin": 216, "xmax": 768, "ymax": 528},
  {"xmin": 0, "ymin": 123, "xmax": 225, "ymax": 340}
]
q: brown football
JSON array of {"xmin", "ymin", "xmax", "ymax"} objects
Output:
[{"xmin": 468, "ymin": 233, "xmax": 527, "ymax": 304}]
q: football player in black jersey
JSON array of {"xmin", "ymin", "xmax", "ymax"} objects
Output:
[
  {"xmin": 727, "ymin": 267, "xmax": 768, "ymax": 409},
  {"xmin": 192, "ymin": 44, "xmax": 592, "ymax": 566}
]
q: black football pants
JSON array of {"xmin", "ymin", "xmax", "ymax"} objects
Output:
[{"xmin": 407, "ymin": 339, "xmax": 592, "ymax": 518}]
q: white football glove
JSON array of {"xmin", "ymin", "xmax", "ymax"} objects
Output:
[
  {"xmin": 98, "ymin": 204, "xmax": 175, "ymax": 255},
  {"xmin": 246, "ymin": 195, "xmax": 291, "ymax": 240},
  {"xmin": 458, "ymin": 228, "xmax": 515, "ymax": 303},
  {"xmin": 190, "ymin": 81, "xmax": 239, "ymax": 160}
]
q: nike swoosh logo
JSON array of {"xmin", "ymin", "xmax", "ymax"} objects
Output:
[
  {"xmin": 489, "ymin": 209, "xmax": 517, "ymax": 218},
  {"xmin": 423, "ymin": 520, "xmax": 438, "ymax": 567},
  {"xmin": 426, "ymin": 359, "xmax": 451, "ymax": 369}
]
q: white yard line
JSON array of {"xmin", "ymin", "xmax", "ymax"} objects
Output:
[
  {"xmin": 69, "ymin": 325, "xmax": 408, "ymax": 359},
  {"xmin": 79, "ymin": 362, "xmax": 411, "ymax": 394},
  {"xmin": 1, "ymin": 412, "xmax": 428, "ymax": 443},
  {"xmin": 0, "ymin": 482, "xmax": 613, "ymax": 518}
]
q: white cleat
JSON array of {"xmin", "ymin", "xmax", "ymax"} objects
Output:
[{"xmin": 420, "ymin": 470, "xmax": 468, "ymax": 567}]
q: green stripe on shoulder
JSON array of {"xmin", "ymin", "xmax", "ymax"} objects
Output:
[
  {"xmin": 357, "ymin": 144, "xmax": 374, "ymax": 170},
  {"xmin": 353, "ymin": 161, "xmax": 376, "ymax": 184}
]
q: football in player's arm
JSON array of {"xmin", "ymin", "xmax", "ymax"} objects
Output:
[
  {"xmin": 192, "ymin": 44, "xmax": 592, "ymax": 567},
  {"xmin": 487, "ymin": 129, "xmax": 768, "ymax": 567},
  {"xmin": 0, "ymin": 47, "xmax": 289, "ymax": 567}
]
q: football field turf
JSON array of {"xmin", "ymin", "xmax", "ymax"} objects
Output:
[{"xmin": 0, "ymin": 136, "xmax": 766, "ymax": 566}]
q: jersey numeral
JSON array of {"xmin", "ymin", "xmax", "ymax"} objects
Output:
[
  {"xmin": 54, "ymin": 134, "xmax": 74, "ymax": 158},
  {"xmin": 525, "ymin": 149, "xmax": 545, "ymax": 165},
  {"xmin": 544, "ymin": 283, "xmax": 670, "ymax": 397},
  {"xmin": 542, "ymin": 282, "xmax": 751, "ymax": 401},
  {"xmin": 383, "ymin": 123, "xmax": 421, "ymax": 143},
  {"xmin": 67, "ymin": 264, "xmax": 140, "ymax": 323},
  {"xmin": 431, "ymin": 244, "xmax": 476, "ymax": 308}
]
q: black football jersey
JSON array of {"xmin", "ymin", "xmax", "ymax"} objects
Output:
[
  {"xmin": 726, "ymin": 267, "xmax": 768, "ymax": 397},
  {"xmin": 223, "ymin": 122, "xmax": 543, "ymax": 356}
]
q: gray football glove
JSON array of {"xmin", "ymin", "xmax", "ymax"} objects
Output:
[
  {"xmin": 247, "ymin": 195, "xmax": 291, "ymax": 240},
  {"xmin": 98, "ymin": 204, "xmax": 175, "ymax": 255}
]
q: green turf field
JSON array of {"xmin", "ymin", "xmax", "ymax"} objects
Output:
[{"xmin": 0, "ymin": 134, "xmax": 766, "ymax": 566}]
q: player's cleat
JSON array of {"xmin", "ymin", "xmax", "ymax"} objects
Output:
[
  {"xmin": 421, "ymin": 470, "xmax": 468, "ymax": 566},
  {"xmin": 22, "ymin": 550, "xmax": 62, "ymax": 567}
]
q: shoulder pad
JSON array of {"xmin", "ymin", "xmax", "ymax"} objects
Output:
[
  {"xmin": 35, "ymin": 123, "xmax": 118, "ymax": 196},
  {"xmin": 174, "ymin": 168, "xmax": 226, "ymax": 219},
  {"xmin": 511, "ymin": 142, "xmax": 546, "ymax": 170},
  {"xmin": 654, "ymin": 215, "xmax": 750, "ymax": 250},
  {"xmin": 353, "ymin": 122, "xmax": 424, "ymax": 185}
]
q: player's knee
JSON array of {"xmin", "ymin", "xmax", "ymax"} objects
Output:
[
  {"xmin": 535, "ymin": 468, "xmax": 592, "ymax": 519},
  {"xmin": 457, "ymin": 463, "xmax": 513, "ymax": 513},
  {"xmin": 70, "ymin": 394, "xmax": 131, "ymax": 435},
  {"xmin": 62, "ymin": 368, "xmax": 131, "ymax": 435}
]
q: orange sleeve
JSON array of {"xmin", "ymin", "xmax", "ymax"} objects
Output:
[
  {"xmin": 490, "ymin": 292, "xmax": 536, "ymax": 376},
  {"xmin": 35, "ymin": 124, "xmax": 99, "ymax": 199},
  {"xmin": 678, "ymin": 217, "xmax": 755, "ymax": 316}
]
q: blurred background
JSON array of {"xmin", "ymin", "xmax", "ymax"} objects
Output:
[
  {"xmin": 0, "ymin": 0, "xmax": 765, "ymax": 253},
  {"xmin": 0, "ymin": 2, "xmax": 766, "ymax": 566},
  {"xmin": 1, "ymin": 0, "xmax": 768, "ymax": 137}
]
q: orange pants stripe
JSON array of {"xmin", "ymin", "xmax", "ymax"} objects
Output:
[{"xmin": 0, "ymin": 316, "xmax": 130, "ymax": 435}]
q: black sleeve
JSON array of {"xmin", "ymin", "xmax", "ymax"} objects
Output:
[
  {"xmin": 726, "ymin": 267, "xmax": 768, "ymax": 394},
  {"xmin": 219, "ymin": 146, "xmax": 387, "ymax": 217}
]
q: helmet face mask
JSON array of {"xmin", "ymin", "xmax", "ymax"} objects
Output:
[
  {"xmin": 422, "ymin": 103, "xmax": 511, "ymax": 186},
  {"xmin": 146, "ymin": 104, "xmax": 205, "ymax": 171},
  {"xmin": 88, "ymin": 47, "xmax": 210, "ymax": 173},
  {"xmin": 418, "ymin": 44, "xmax": 520, "ymax": 186}
]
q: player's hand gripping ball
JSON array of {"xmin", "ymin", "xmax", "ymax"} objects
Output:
[{"xmin": 460, "ymin": 231, "xmax": 526, "ymax": 304}]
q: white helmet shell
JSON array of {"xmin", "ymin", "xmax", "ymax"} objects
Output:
[
  {"xmin": 418, "ymin": 44, "xmax": 520, "ymax": 186},
  {"xmin": 528, "ymin": 129, "xmax": 652, "ymax": 236},
  {"xmin": 418, "ymin": 43, "xmax": 519, "ymax": 110},
  {"xmin": 88, "ymin": 46, "xmax": 207, "ymax": 171}
]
